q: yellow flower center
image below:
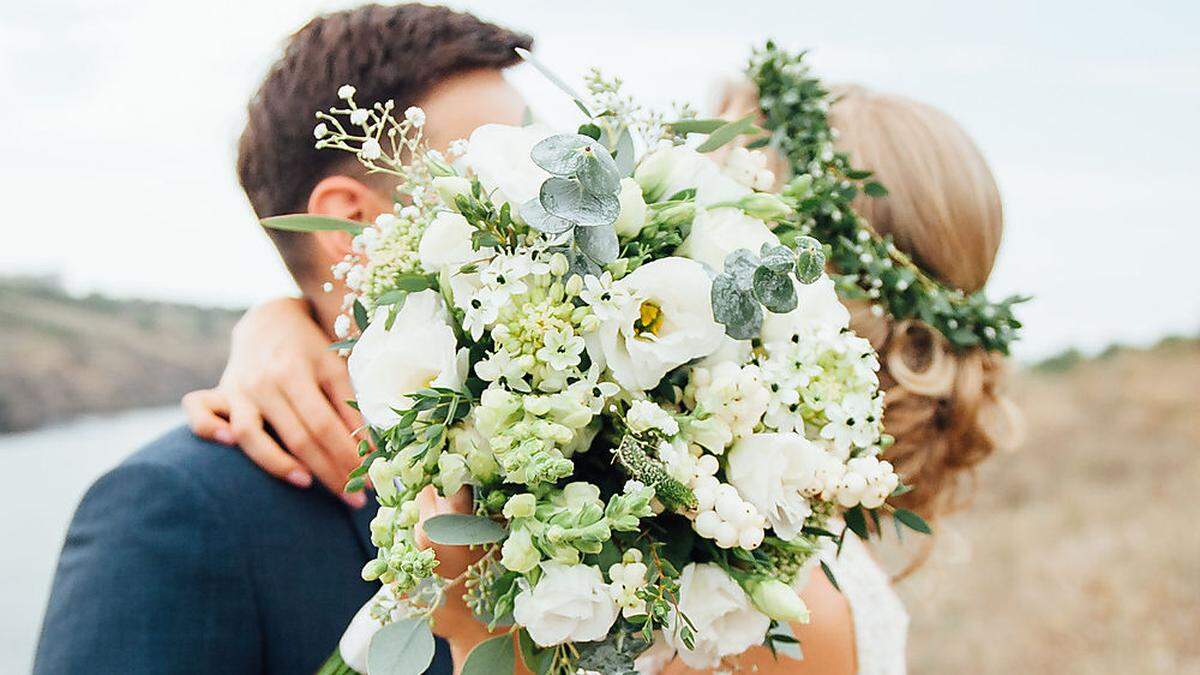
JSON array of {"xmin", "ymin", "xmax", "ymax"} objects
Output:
[{"xmin": 633, "ymin": 301, "xmax": 665, "ymax": 340}]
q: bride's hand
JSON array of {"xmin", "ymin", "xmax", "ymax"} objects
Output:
[{"xmin": 181, "ymin": 297, "xmax": 365, "ymax": 506}]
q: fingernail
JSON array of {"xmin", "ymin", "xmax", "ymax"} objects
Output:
[
  {"xmin": 285, "ymin": 470, "xmax": 312, "ymax": 488},
  {"xmin": 214, "ymin": 428, "xmax": 235, "ymax": 445},
  {"xmin": 342, "ymin": 491, "xmax": 367, "ymax": 509}
]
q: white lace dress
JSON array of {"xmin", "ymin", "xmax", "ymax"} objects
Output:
[{"xmin": 823, "ymin": 531, "xmax": 910, "ymax": 675}]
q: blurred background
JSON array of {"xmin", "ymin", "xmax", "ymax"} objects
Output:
[{"xmin": 1, "ymin": 0, "xmax": 1197, "ymax": 672}]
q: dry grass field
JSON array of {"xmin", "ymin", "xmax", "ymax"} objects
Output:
[{"xmin": 892, "ymin": 340, "xmax": 1200, "ymax": 673}]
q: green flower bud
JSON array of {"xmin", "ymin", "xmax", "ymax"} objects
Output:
[
  {"xmin": 424, "ymin": 153, "xmax": 456, "ymax": 178},
  {"xmin": 749, "ymin": 578, "xmax": 811, "ymax": 623},
  {"xmin": 734, "ymin": 192, "xmax": 792, "ymax": 221},
  {"xmin": 432, "ymin": 175, "xmax": 472, "ymax": 208},
  {"xmin": 503, "ymin": 493, "xmax": 537, "ymax": 519},
  {"xmin": 361, "ymin": 558, "xmax": 388, "ymax": 581},
  {"xmin": 649, "ymin": 201, "xmax": 695, "ymax": 228}
]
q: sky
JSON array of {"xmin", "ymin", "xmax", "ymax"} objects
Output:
[{"xmin": 1, "ymin": 0, "xmax": 1197, "ymax": 359}]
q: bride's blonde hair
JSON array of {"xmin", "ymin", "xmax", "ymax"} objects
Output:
[{"xmin": 718, "ymin": 81, "xmax": 1023, "ymax": 522}]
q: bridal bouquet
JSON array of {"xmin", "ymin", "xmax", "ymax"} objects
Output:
[{"xmin": 267, "ymin": 51, "xmax": 928, "ymax": 675}]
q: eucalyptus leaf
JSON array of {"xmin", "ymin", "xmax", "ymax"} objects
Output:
[
  {"xmin": 539, "ymin": 177, "xmax": 619, "ymax": 225},
  {"xmin": 611, "ymin": 127, "xmax": 636, "ymax": 176},
  {"xmin": 530, "ymin": 134, "xmax": 593, "ymax": 175},
  {"xmin": 519, "ymin": 197, "xmax": 575, "ymax": 235},
  {"xmin": 793, "ymin": 236, "xmax": 826, "ymax": 284},
  {"xmin": 759, "ymin": 244, "xmax": 795, "ymax": 273},
  {"xmin": 260, "ymin": 214, "xmax": 363, "ymax": 234},
  {"xmin": 723, "ymin": 249, "xmax": 761, "ymax": 291},
  {"xmin": 752, "ymin": 267, "xmax": 798, "ymax": 313},
  {"xmin": 366, "ymin": 618, "xmax": 435, "ymax": 675},
  {"xmin": 461, "ymin": 633, "xmax": 514, "ymax": 675},
  {"xmin": 711, "ymin": 273, "xmax": 763, "ymax": 340},
  {"xmin": 576, "ymin": 144, "xmax": 621, "ymax": 196},
  {"xmin": 574, "ymin": 223, "xmax": 619, "ymax": 264},
  {"xmin": 518, "ymin": 630, "xmax": 554, "ymax": 675},
  {"xmin": 422, "ymin": 514, "xmax": 507, "ymax": 545},
  {"xmin": 696, "ymin": 113, "xmax": 760, "ymax": 153}
]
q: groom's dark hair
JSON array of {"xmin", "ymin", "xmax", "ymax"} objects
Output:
[{"xmin": 237, "ymin": 3, "xmax": 531, "ymax": 280}]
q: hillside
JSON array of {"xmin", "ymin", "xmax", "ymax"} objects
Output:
[
  {"xmin": 0, "ymin": 278, "xmax": 240, "ymax": 432},
  {"xmin": 896, "ymin": 338, "xmax": 1200, "ymax": 673}
]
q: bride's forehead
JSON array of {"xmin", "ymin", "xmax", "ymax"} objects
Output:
[{"xmin": 416, "ymin": 69, "xmax": 528, "ymax": 152}]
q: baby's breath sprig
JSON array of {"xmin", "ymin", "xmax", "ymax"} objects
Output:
[{"xmin": 748, "ymin": 42, "xmax": 1027, "ymax": 354}]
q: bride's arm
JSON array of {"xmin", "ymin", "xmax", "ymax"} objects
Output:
[
  {"xmin": 181, "ymin": 297, "xmax": 364, "ymax": 505},
  {"xmin": 662, "ymin": 567, "xmax": 855, "ymax": 675}
]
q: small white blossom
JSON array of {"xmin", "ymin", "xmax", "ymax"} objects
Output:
[
  {"xmin": 350, "ymin": 108, "xmax": 369, "ymax": 126},
  {"xmin": 626, "ymin": 399, "xmax": 679, "ymax": 436},
  {"xmin": 313, "ymin": 122, "xmax": 329, "ymax": 139},
  {"xmin": 404, "ymin": 106, "xmax": 426, "ymax": 127},
  {"xmin": 337, "ymin": 84, "xmax": 357, "ymax": 100},
  {"xmin": 360, "ymin": 138, "xmax": 383, "ymax": 161}
]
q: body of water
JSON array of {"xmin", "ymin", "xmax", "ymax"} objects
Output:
[{"xmin": 0, "ymin": 407, "xmax": 183, "ymax": 673}]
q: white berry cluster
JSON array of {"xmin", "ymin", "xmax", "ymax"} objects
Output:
[
  {"xmin": 607, "ymin": 549, "xmax": 649, "ymax": 618},
  {"xmin": 833, "ymin": 455, "xmax": 899, "ymax": 509},
  {"xmin": 684, "ymin": 361, "xmax": 770, "ymax": 449},
  {"xmin": 692, "ymin": 454, "xmax": 766, "ymax": 549}
]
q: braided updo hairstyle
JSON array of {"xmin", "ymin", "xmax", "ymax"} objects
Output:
[
  {"xmin": 716, "ymin": 81, "xmax": 1023, "ymax": 523},
  {"xmin": 237, "ymin": 3, "xmax": 532, "ymax": 279}
]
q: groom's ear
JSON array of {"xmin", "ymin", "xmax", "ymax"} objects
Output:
[{"xmin": 306, "ymin": 175, "xmax": 391, "ymax": 260}]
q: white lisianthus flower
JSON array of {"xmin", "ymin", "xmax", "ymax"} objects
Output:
[
  {"xmin": 635, "ymin": 145, "xmax": 749, "ymax": 207},
  {"xmin": 587, "ymin": 257, "xmax": 725, "ymax": 391},
  {"xmin": 347, "ymin": 290, "xmax": 465, "ymax": 428},
  {"xmin": 665, "ymin": 563, "xmax": 770, "ymax": 669},
  {"xmin": 726, "ymin": 432, "xmax": 832, "ymax": 540},
  {"xmin": 432, "ymin": 175, "xmax": 472, "ymax": 208},
  {"xmin": 759, "ymin": 274, "xmax": 850, "ymax": 344},
  {"xmin": 512, "ymin": 562, "xmax": 619, "ymax": 647},
  {"xmin": 626, "ymin": 399, "xmax": 680, "ymax": 436},
  {"xmin": 419, "ymin": 211, "xmax": 486, "ymax": 274},
  {"xmin": 612, "ymin": 177, "xmax": 648, "ymax": 237},
  {"xmin": 462, "ymin": 123, "xmax": 552, "ymax": 208},
  {"xmin": 676, "ymin": 207, "xmax": 778, "ymax": 272}
]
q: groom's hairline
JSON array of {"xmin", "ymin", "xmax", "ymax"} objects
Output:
[{"xmin": 237, "ymin": 3, "xmax": 532, "ymax": 283}]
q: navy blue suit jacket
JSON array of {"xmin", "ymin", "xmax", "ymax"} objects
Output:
[{"xmin": 34, "ymin": 426, "xmax": 452, "ymax": 674}]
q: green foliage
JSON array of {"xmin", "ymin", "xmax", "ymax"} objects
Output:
[
  {"xmin": 461, "ymin": 633, "xmax": 515, "ymax": 675},
  {"xmin": 611, "ymin": 434, "xmax": 697, "ymax": 511},
  {"xmin": 749, "ymin": 41, "xmax": 1026, "ymax": 354},
  {"xmin": 259, "ymin": 214, "xmax": 364, "ymax": 234},
  {"xmin": 574, "ymin": 625, "xmax": 652, "ymax": 674},
  {"xmin": 454, "ymin": 180, "xmax": 525, "ymax": 252},
  {"xmin": 422, "ymin": 514, "xmax": 508, "ymax": 545},
  {"xmin": 695, "ymin": 113, "xmax": 764, "ymax": 153},
  {"xmin": 367, "ymin": 617, "xmax": 435, "ymax": 675}
]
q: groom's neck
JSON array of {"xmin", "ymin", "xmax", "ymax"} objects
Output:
[{"xmin": 301, "ymin": 280, "xmax": 343, "ymax": 341}]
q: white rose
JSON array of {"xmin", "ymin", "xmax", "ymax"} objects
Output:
[
  {"xmin": 664, "ymin": 563, "xmax": 770, "ymax": 669},
  {"xmin": 347, "ymin": 290, "xmax": 465, "ymax": 429},
  {"xmin": 635, "ymin": 145, "xmax": 749, "ymax": 207},
  {"xmin": 760, "ymin": 274, "xmax": 850, "ymax": 344},
  {"xmin": 419, "ymin": 211, "xmax": 487, "ymax": 274},
  {"xmin": 676, "ymin": 207, "xmax": 778, "ymax": 271},
  {"xmin": 587, "ymin": 257, "xmax": 725, "ymax": 391},
  {"xmin": 726, "ymin": 432, "xmax": 830, "ymax": 540},
  {"xmin": 512, "ymin": 562, "xmax": 619, "ymax": 647},
  {"xmin": 611, "ymin": 177, "xmax": 648, "ymax": 237},
  {"xmin": 462, "ymin": 123, "xmax": 552, "ymax": 208}
]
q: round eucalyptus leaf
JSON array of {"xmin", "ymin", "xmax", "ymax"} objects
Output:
[
  {"xmin": 367, "ymin": 618, "xmax": 435, "ymax": 675},
  {"xmin": 576, "ymin": 144, "xmax": 621, "ymax": 196},
  {"xmin": 519, "ymin": 197, "xmax": 575, "ymax": 235},
  {"xmin": 422, "ymin": 514, "xmax": 507, "ymax": 545},
  {"xmin": 752, "ymin": 266, "xmax": 798, "ymax": 313},
  {"xmin": 530, "ymin": 134, "xmax": 594, "ymax": 175},
  {"xmin": 758, "ymin": 244, "xmax": 795, "ymax": 273},
  {"xmin": 610, "ymin": 128, "xmax": 636, "ymax": 177},
  {"xmin": 711, "ymin": 273, "xmax": 763, "ymax": 339},
  {"xmin": 574, "ymin": 223, "xmax": 620, "ymax": 264},
  {"xmin": 794, "ymin": 247, "xmax": 826, "ymax": 285},
  {"xmin": 722, "ymin": 249, "xmax": 760, "ymax": 291},
  {"xmin": 540, "ymin": 177, "xmax": 619, "ymax": 225},
  {"xmin": 461, "ymin": 634, "xmax": 515, "ymax": 675}
]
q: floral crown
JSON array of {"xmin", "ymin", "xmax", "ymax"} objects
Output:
[{"xmin": 748, "ymin": 42, "xmax": 1027, "ymax": 355}]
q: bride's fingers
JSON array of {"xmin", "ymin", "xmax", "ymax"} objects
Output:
[
  {"xmin": 182, "ymin": 389, "xmax": 234, "ymax": 445},
  {"xmin": 283, "ymin": 376, "xmax": 360, "ymax": 478},
  {"xmin": 227, "ymin": 393, "xmax": 312, "ymax": 489},
  {"xmin": 259, "ymin": 388, "xmax": 365, "ymax": 508}
]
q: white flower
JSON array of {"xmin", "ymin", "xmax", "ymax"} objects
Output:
[
  {"xmin": 676, "ymin": 207, "xmax": 778, "ymax": 272},
  {"xmin": 748, "ymin": 578, "xmax": 809, "ymax": 623},
  {"xmin": 347, "ymin": 290, "xmax": 465, "ymax": 428},
  {"xmin": 665, "ymin": 563, "xmax": 771, "ymax": 669},
  {"xmin": 349, "ymin": 108, "xmax": 369, "ymax": 126},
  {"xmin": 760, "ymin": 274, "xmax": 850, "ymax": 344},
  {"xmin": 404, "ymin": 106, "xmax": 425, "ymax": 127},
  {"xmin": 626, "ymin": 399, "xmax": 680, "ymax": 436},
  {"xmin": 501, "ymin": 527, "xmax": 540, "ymax": 572},
  {"xmin": 448, "ymin": 138, "xmax": 470, "ymax": 156},
  {"xmin": 475, "ymin": 347, "xmax": 534, "ymax": 392},
  {"xmin": 432, "ymin": 176, "xmax": 472, "ymax": 207},
  {"xmin": 578, "ymin": 272, "xmax": 632, "ymax": 321},
  {"xmin": 513, "ymin": 562, "xmax": 619, "ymax": 647},
  {"xmin": 635, "ymin": 145, "xmax": 749, "ymax": 207},
  {"xmin": 460, "ymin": 287, "xmax": 503, "ymax": 341},
  {"xmin": 337, "ymin": 84, "xmax": 357, "ymax": 100},
  {"xmin": 333, "ymin": 313, "xmax": 351, "ymax": 339},
  {"xmin": 313, "ymin": 122, "xmax": 329, "ymax": 139},
  {"xmin": 820, "ymin": 392, "xmax": 878, "ymax": 455},
  {"xmin": 608, "ymin": 550, "xmax": 649, "ymax": 618},
  {"xmin": 687, "ymin": 362, "xmax": 770, "ymax": 442},
  {"xmin": 587, "ymin": 257, "xmax": 725, "ymax": 391},
  {"xmin": 535, "ymin": 328, "xmax": 585, "ymax": 371},
  {"xmin": 419, "ymin": 211, "xmax": 484, "ymax": 274},
  {"xmin": 612, "ymin": 177, "xmax": 648, "ymax": 237},
  {"xmin": 462, "ymin": 123, "xmax": 552, "ymax": 208},
  {"xmin": 722, "ymin": 146, "xmax": 776, "ymax": 191},
  {"xmin": 360, "ymin": 138, "xmax": 382, "ymax": 161},
  {"xmin": 726, "ymin": 432, "xmax": 835, "ymax": 540}
]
